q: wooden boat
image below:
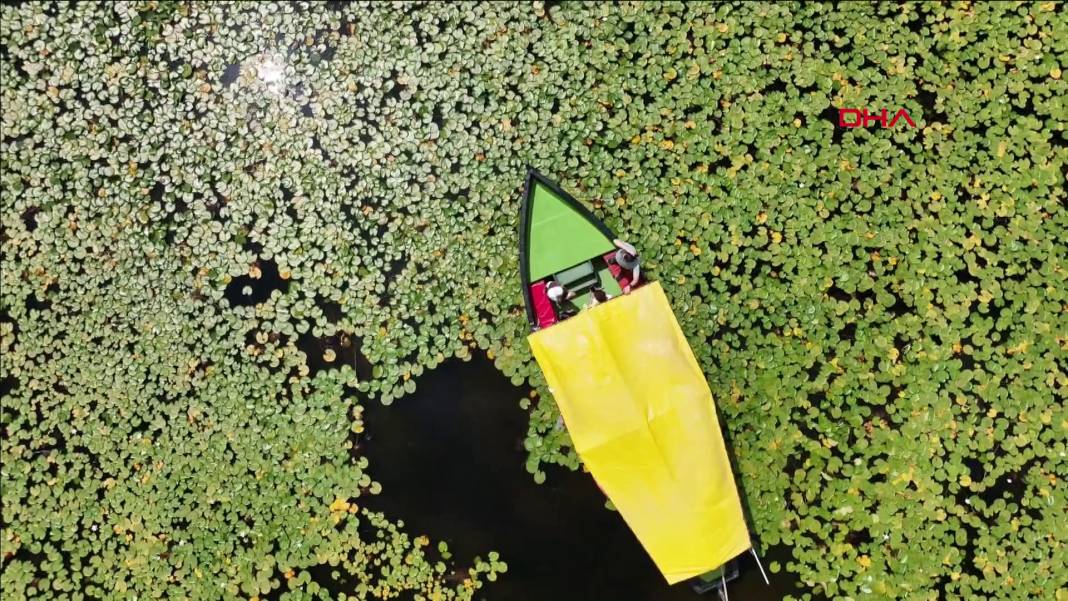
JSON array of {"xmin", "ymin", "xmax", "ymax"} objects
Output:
[{"xmin": 519, "ymin": 168, "xmax": 762, "ymax": 592}]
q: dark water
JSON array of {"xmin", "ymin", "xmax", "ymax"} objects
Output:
[{"xmin": 361, "ymin": 356, "xmax": 796, "ymax": 601}]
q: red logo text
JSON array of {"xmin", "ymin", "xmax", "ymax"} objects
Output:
[{"xmin": 838, "ymin": 108, "xmax": 916, "ymax": 128}]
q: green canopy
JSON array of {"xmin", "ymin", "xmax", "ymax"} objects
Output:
[{"xmin": 521, "ymin": 171, "xmax": 615, "ymax": 282}]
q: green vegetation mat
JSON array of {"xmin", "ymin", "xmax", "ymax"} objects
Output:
[{"xmin": 1, "ymin": 2, "xmax": 1065, "ymax": 600}]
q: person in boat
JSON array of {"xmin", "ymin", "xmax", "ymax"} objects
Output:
[
  {"xmin": 546, "ymin": 281, "xmax": 577, "ymax": 317},
  {"xmin": 611, "ymin": 239, "xmax": 641, "ymax": 291},
  {"xmin": 585, "ymin": 287, "xmax": 612, "ymax": 309},
  {"xmin": 546, "ymin": 281, "xmax": 573, "ymax": 304}
]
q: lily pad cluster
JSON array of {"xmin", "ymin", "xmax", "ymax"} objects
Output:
[{"xmin": 1, "ymin": 2, "xmax": 1064, "ymax": 600}]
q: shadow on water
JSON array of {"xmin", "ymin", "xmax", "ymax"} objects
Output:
[{"xmin": 360, "ymin": 356, "xmax": 795, "ymax": 601}]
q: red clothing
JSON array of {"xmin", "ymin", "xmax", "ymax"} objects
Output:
[
  {"xmin": 530, "ymin": 281, "xmax": 557, "ymax": 328},
  {"xmin": 604, "ymin": 251, "xmax": 636, "ymax": 291}
]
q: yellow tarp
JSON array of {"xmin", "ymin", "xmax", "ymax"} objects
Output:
[{"xmin": 528, "ymin": 282, "xmax": 750, "ymax": 584}]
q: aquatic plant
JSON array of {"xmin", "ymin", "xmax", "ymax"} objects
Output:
[{"xmin": 1, "ymin": 2, "xmax": 1064, "ymax": 600}]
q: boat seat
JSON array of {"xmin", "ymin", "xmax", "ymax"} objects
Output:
[{"xmin": 554, "ymin": 261, "xmax": 598, "ymax": 294}]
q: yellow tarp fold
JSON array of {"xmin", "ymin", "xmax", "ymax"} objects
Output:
[{"xmin": 528, "ymin": 282, "xmax": 750, "ymax": 583}]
